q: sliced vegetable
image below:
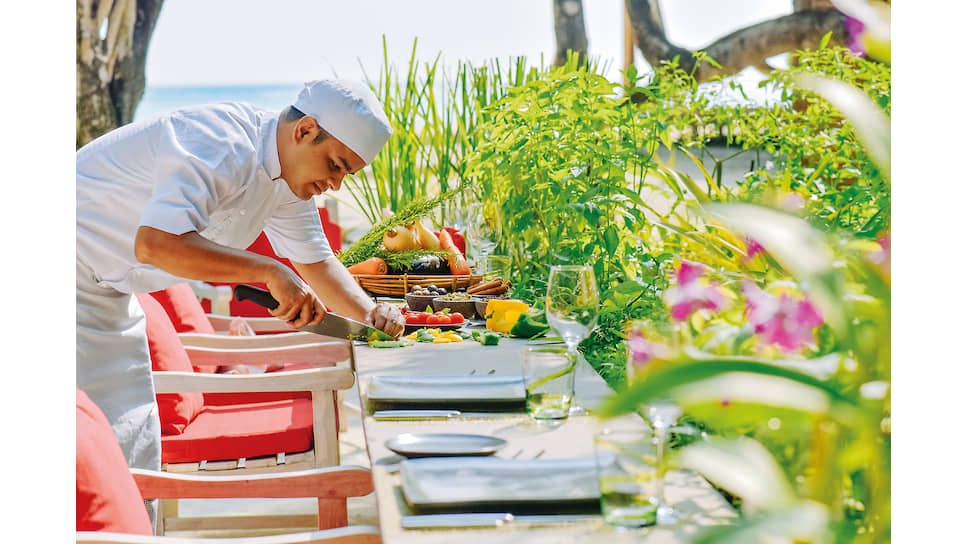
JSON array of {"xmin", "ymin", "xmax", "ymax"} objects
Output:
[
  {"xmin": 472, "ymin": 330, "xmax": 501, "ymax": 346},
  {"xmin": 368, "ymin": 339, "xmax": 415, "ymax": 348}
]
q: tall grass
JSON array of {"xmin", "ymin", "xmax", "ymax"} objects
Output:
[{"xmin": 340, "ymin": 37, "xmax": 544, "ymax": 227}]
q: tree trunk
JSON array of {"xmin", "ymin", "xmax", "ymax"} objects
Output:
[
  {"xmin": 625, "ymin": 0, "xmax": 848, "ymax": 82},
  {"xmin": 553, "ymin": 0, "xmax": 588, "ymax": 66},
  {"xmin": 76, "ymin": 0, "xmax": 164, "ymax": 149}
]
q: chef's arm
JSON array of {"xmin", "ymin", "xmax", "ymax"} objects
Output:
[
  {"xmin": 134, "ymin": 226, "xmax": 324, "ymax": 327},
  {"xmin": 293, "ymin": 258, "xmax": 405, "ymax": 338}
]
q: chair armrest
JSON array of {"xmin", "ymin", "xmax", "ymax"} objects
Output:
[
  {"xmin": 183, "ymin": 341, "xmax": 351, "ymax": 369},
  {"xmin": 131, "ymin": 465, "xmax": 374, "ymax": 500},
  {"xmin": 206, "ymin": 313, "xmax": 295, "ymax": 334},
  {"xmin": 77, "ymin": 525, "xmax": 383, "ymax": 543},
  {"xmin": 179, "ymin": 331, "xmax": 338, "ymax": 349},
  {"xmin": 152, "ymin": 367, "xmax": 355, "ymax": 394}
]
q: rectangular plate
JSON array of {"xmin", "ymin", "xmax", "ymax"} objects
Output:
[
  {"xmin": 399, "ymin": 456, "xmax": 602, "ymax": 513},
  {"xmin": 367, "ymin": 374, "xmax": 526, "ymax": 407}
]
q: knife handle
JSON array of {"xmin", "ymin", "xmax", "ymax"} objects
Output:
[{"xmin": 233, "ymin": 284, "xmax": 279, "ymax": 310}]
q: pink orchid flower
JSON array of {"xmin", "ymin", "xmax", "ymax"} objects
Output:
[
  {"xmin": 745, "ymin": 238, "xmax": 765, "ymax": 259},
  {"xmin": 741, "ymin": 280, "xmax": 823, "ymax": 353},
  {"xmin": 664, "ymin": 261, "xmax": 728, "ymax": 321}
]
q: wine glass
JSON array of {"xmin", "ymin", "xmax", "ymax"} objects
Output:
[
  {"xmin": 466, "ymin": 202, "xmax": 503, "ymax": 271},
  {"xmin": 646, "ymin": 400, "xmax": 684, "ymax": 525},
  {"xmin": 545, "ymin": 265, "xmax": 599, "ymax": 415}
]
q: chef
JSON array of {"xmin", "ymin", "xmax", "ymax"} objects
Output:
[{"xmin": 76, "ymin": 79, "xmax": 406, "ymax": 523}]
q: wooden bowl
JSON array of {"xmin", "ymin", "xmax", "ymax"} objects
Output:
[
  {"xmin": 405, "ymin": 293, "xmax": 438, "ymax": 312},
  {"xmin": 472, "ymin": 294, "xmax": 511, "ymax": 320},
  {"xmin": 432, "ymin": 297, "xmax": 477, "ymax": 320}
]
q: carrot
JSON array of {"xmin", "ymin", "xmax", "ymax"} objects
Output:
[
  {"xmin": 436, "ymin": 228, "xmax": 470, "ymax": 274},
  {"xmin": 437, "ymin": 228, "xmax": 459, "ymax": 253},
  {"xmin": 347, "ymin": 257, "xmax": 388, "ymax": 275},
  {"xmin": 448, "ymin": 253, "xmax": 471, "ymax": 275}
]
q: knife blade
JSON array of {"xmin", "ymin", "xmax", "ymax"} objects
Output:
[
  {"xmin": 400, "ymin": 513, "xmax": 599, "ymax": 529},
  {"xmin": 234, "ymin": 284, "xmax": 394, "ymax": 341}
]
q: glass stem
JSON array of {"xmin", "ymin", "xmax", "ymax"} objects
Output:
[{"xmin": 655, "ymin": 429, "xmax": 667, "ymax": 503}]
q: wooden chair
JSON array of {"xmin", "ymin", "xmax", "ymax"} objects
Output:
[
  {"xmin": 136, "ymin": 294, "xmax": 364, "ymax": 534},
  {"xmin": 77, "ymin": 388, "xmax": 380, "ymax": 544},
  {"xmin": 148, "ymin": 283, "xmax": 355, "ymax": 432}
]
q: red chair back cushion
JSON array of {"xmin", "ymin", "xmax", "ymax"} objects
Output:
[
  {"xmin": 209, "ymin": 207, "xmax": 341, "ymax": 318},
  {"xmin": 136, "ymin": 293, "xmax": 204, "ymax": 435},
  {"xmin": 76, "ymin": 388, "xmax": 154, "ymax": 535},
  {"xmin": 149, "ymin": 283, "xmax": 218, "ymax": 373}
]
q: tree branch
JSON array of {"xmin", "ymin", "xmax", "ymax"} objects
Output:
[{"xmin": 625, "ymin": 0, "xmax": 849, "ymax": 82}]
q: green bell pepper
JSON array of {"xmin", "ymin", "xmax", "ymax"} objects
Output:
[{"xmin": 508, "ymin": 308, "xmax": 551, "ymax": 339}]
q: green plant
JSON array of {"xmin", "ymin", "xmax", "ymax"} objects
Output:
[{"xmin": 599, "ymin": 19, "xmax": 891, "ymax": 539}]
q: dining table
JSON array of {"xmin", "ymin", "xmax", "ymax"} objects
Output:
[{"xmin": 350, "ymin": 321, "xmax": 737, "ymax": 543}]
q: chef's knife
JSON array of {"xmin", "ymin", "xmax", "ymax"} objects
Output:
[{"xmin": 233, "ymin": 284, "xmax": 395, "ymax": 342}]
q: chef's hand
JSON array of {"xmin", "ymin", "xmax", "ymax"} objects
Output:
[
  {"xmin": 265, "ymin": 269, "xmax": 326, "ymax": 329},
  {"xmin": 368, "ymin": 302, "xmax": 406, "ymax": 339}
]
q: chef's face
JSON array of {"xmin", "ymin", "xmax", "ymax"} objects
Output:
[{"xmin": 282, "ymin": 118, "xmax": 366, "ymax": 200}]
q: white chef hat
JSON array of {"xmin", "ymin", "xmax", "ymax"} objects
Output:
[{"xmin": 292, "ymin": 79, "xmax": 393, "ymax": 164}]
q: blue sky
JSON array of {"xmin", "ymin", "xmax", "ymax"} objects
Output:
[{"xmin": 144, "ymin": 0, "xmax": 793, "ymax": 87}]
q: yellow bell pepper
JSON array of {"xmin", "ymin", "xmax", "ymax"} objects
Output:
[{"xmin": 484, "ymin": 299, "xmax": 531, "ymax": 333}]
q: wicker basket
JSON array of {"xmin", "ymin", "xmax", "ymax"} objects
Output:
[{"xmin": 352, "ymin": 274, "xmax": 484, "ymax": 297}]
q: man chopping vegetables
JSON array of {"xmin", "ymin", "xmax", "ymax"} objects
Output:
[{"xmin": 76, "ymin": 79, "xmax": 406, "ymax": 521}]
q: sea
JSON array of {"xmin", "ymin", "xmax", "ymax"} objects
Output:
[
  {"xmin": 133, "ymin": 68, "xmax": 781, "ymax": 123},
  {"xmin": 134, "ymin": 84, "xmax": 304, "ymax": 122}
]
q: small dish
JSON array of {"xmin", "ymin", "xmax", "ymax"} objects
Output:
[
  {"xmin": 385, "ymin": 433, "xmax": 507, "ymax": 459},
  {"xmin": 472, "ymin": 294, "xmax": 509, "ymax": 319},
  {"xmin": 405, "ymin": 293, "xmax": 438, "ymax": 312},
  {"xmin": 432, "ymin": 296, "xmax": 477, "ymax": 320}
]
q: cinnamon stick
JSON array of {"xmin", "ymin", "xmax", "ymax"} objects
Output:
[{"xmin": 468, "ymin": 278, "xmax": 502, "ymax": 294}]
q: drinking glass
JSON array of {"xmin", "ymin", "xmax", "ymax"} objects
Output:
[
  {"xmin": 646, "ymin": 401, "xmax": 684, "ymax": 525},
  {"xmin": 466, "ymin": 202, "xmax": 503, "ymax": 271},
  {"xmin": 520, "ymin": 348, "xmax": 576, "ymax": 420},
  {"xmin": 594, "ymin": 421, "xmax": 660, "ymax": 529},
  {"xmin": 545, "ymin": 265, "xmax": 599, "ymax": 414}
]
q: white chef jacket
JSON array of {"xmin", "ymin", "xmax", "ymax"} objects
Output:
[{"xmin": 76, "ymin": 101, "xmax": 333, "ymax": 294}]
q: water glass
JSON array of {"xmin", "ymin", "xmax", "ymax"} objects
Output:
[
  {"xmin": 483, "ymin": 254, "xmax": 511, "ymax": 280},
  {"xmin": 594, "ymin": 423, "xmax": 660, "ymax": 529},
  {"xmin": 521, "ymin": 348, "xmax": 575, "ymax": 420}
]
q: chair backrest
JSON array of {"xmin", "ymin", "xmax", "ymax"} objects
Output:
[
  {"xmin": 76, "ymin": 388, "xmax": 154, "ymax": 535},
  {"xmin": 135, "ymin": 293, "xmax": 204, "ymax": 435}
]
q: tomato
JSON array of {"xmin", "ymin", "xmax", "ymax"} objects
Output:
[
  {"xmin": 405, "ymin": 311, "xmax": 429, "ymax": 325},
  {"xmin": 448, "ymin": 313, "xmax": 465, "ymax": 325},
  {"xmin": 426, "ymin": 313, "xmax": 450, "ymax": 326}
]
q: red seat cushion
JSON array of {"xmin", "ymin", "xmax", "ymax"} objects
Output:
[
  {"xmin": 160, "ymin": 398, "xmax": 314, "ymax": 464},
  {"xmin": 149, "ymin": 283, "xmax": 218, "ymax": 373},
  {"xmin": 76, "ymin": 388, "xmax": 154, "ymax": 535},
  {"xmin": 137, "ymin": 293, "xmax": 203, "ymax": 435}
]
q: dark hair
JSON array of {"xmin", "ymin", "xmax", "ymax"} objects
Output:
[{"xmin": 283, "ymin": 106, "xmax": 331, "ymax": 144}]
